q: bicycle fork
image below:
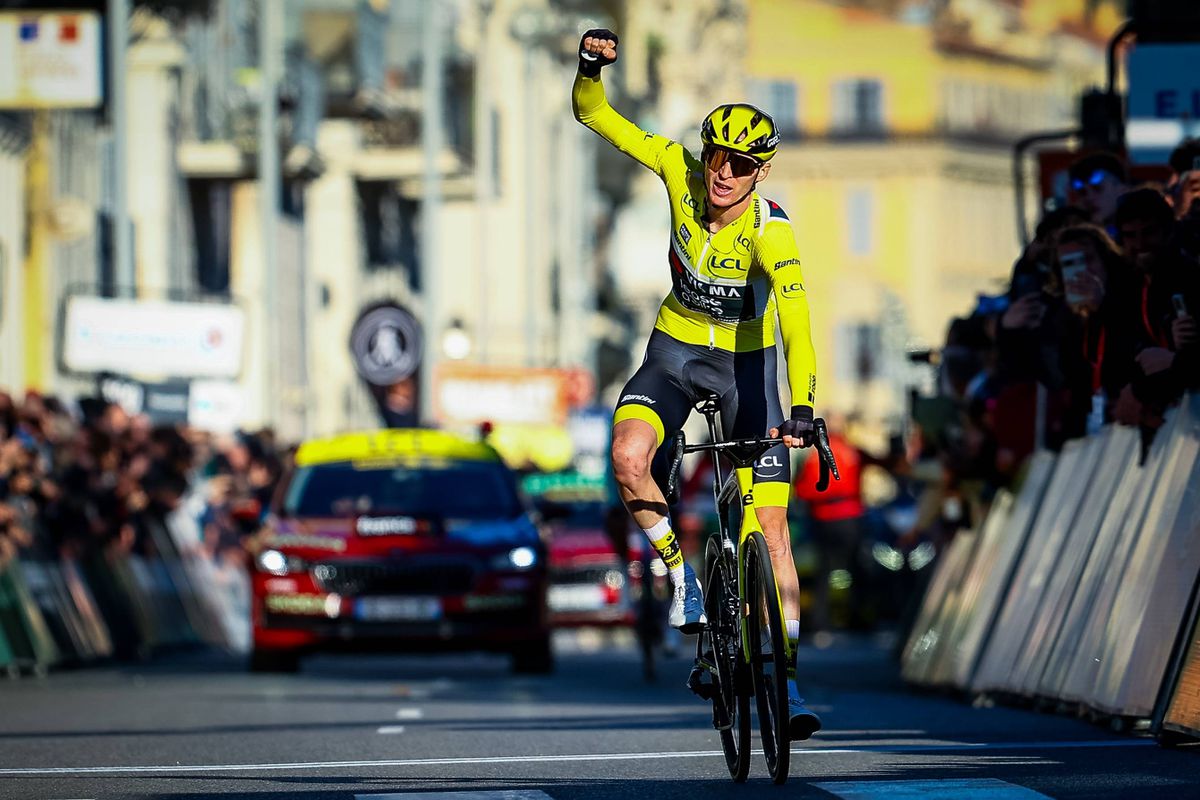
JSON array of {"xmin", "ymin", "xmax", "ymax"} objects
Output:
[{"xmin": 732, "ymin": 465, "xmax": 795, "ymax": 672}]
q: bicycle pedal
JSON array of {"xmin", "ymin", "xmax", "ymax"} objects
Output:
[{"xmin": 686, "ymin": 665, "xmax": 716, "ymax": 699}]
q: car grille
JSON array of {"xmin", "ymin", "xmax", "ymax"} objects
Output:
[{"xmin": 311, "ymin": 560, "xmax": 477, "ymax": 596}]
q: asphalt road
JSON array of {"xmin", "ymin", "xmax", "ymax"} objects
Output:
[{"xmin": 0, "ymin": 631, "xmax": 1196, "ymax": 800}]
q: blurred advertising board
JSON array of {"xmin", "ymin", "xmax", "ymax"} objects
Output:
[
  {"xmin": 566, "ymin": 407, "xmax": 612, "ymax": 479},
  {"xmin": 0, "ymin": 12, "xmax": 101, "ymax": 109},
  {"xmin": 188, "ymin": 380, "xmax": 247, "ymax": 434},
  {"xmin": 100, "ymin": 375, "xmax": 246, "ymax": 432},
  {"xmin": 61, "ymin": 296, "xmax": 245, "ymax": 380},
  {"xmin": 521, "ymin": 471, "xmax": 609, "ymax": 504},
  {"xmin": 435, "ymin": 364, "xmax": 570, "ymax": 426},
  {"xmin": 435, "ymin": 365, "xmax": 606, "ymax": 473}
]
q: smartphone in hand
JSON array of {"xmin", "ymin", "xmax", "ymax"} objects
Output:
[
  {"xmin": 1172, "ymin": 293, "xmax": 1189, "ymax": 319},
  {"xmin": 1061, "ymin": 251, "xmax": 1090, "ymax": 308}
]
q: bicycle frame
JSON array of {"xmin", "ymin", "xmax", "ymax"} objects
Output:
[{"xmin": 694, "ymin": 404, "xmax": 792, "ymax": 667}]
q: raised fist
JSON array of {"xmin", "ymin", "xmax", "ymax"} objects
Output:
[{"xmin": 578, "ymin": 28, "xmax": 618, "ymax": 76}]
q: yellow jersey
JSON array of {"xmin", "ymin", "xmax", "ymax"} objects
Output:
[{"xmin": 572, "ymin": 72, "xmax": 818, "ymax": 409}]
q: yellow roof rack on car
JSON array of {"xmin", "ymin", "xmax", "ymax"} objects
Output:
[{"xmin": 294, "ymin": 429, "xmax": 500, "ymax": 468}]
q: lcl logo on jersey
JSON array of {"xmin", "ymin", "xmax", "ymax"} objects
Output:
[
  {"xmin": 754, "ymin": 454, "xmax": 785, "ymax": 478},
  {"xmin": 708, "ymin": 255, "xmax": 746, "ymax": 274},
  {"xmin": 780, "ymin": 282, "xmax": 805, "ymax": 298}
]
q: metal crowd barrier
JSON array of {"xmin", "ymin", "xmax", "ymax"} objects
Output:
[
  {"xmin": 1161, "ymin": 550, "xmax": 1200, "ymax": 740},
  {"xmin": 902, "ymin": 393, "xmax": 1200, "ymax": 740},
  {"xmin": 0, "ymin": 494, "xmax": 250, "ymax": 678}
]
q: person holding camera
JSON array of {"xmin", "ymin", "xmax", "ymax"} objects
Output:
[{"xmin": 1052, "ymin": 225, "xmax": 1139, "ymax": 436}]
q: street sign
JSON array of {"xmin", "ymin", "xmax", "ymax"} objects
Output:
[
  {"xmin": 1127, "ymin": 43, "xmax": 1200, "ymax": 165},
  {"xmin": 0, "ymin": 12, "xmax": 102, "ymax": 109},
  {"xmin": 349, "ymin": 303, "xmax": 423, "ymax": 386}
]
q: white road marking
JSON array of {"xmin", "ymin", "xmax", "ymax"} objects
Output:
[
  {"xmin": 395, "ymin": 708, "xmax": 424, "ymax": 720},
  {"xmin": 814, "ymin": 778, "xmax": 1053, "ymax": 799},
  {"xmin": 822, "ymin": 729, "xmax": 927, "ymax": 736},
  {"xmin": 0, "ymin": 739, "xmax": 1153, "ymax": 776},
  {"xmin": 376, "ymin": 726, "xmax": 406, "ymax": 734},
  {"xmin": 356, "ymin": 792, "xmax": 553, "ymax": 800}
]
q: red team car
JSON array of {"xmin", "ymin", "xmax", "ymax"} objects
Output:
[{"xmin": 248, "ymin": 429, "xmax": 552, "ymax": 673}]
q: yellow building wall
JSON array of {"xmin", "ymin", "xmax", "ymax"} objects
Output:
[
  {"xmin": 748, "ymin": 0, "xmax": 938, "ymax": 135},
  {"xmin": 747, "ymin": 0, "xmax": 1068, "ymax": 137},
  {"xmin": 743, "ymin": 0, "xmax": 1110, "ymax": 419}
]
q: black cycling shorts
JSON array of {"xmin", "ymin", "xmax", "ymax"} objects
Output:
[{"xmin": 613, "ymin": 329, "xmax": 791, "ymax": 506}]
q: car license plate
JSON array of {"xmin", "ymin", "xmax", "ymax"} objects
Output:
[
  {"xmin": 355, "ymin": 596, "xmax": 441, "ymax": 621},
  {"xmin": 549, "ymin": 585, "xmax": 606, "ymax": 612}
]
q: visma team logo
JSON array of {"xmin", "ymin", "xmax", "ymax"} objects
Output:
[{"xmin": 350, "ymin": 303, "xmax": 423, "ymax": 385}]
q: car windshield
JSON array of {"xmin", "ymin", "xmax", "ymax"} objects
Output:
[{"xmin": 284, "ymin": 459, "xmax": 522, "ymax": 519}]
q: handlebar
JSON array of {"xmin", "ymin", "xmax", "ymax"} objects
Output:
[{"xmin": 665, "ymin": 418, "xmax": 841, "ymax": 504}]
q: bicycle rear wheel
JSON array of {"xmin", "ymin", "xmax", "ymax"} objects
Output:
[
  {"xmin": 697, "ymin": 535, "xmax": 751, "ymax": 782},
  {"xmin": 745, "ymin": 530, "xmax": 791, "ymax": 784}
]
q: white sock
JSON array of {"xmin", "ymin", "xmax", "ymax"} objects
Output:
[
  {"xmin": 786, "ymin": 619, "xmax": 801, "ymax": 642},
  {"xmin": 641, "ymin": 517, "xmax": 686, "ymax": 586}
]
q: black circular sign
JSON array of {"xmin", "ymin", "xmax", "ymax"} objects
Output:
[{"xmin": 349, "ymin": 303, "xmax": 423, "ymax": 386}]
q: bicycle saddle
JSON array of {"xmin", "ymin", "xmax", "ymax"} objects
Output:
[{"xmin": 693, "ymin": 392, "xmax": 721, "ymax": 416}]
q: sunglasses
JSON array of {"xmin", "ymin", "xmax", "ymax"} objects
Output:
[
  {"xmin": 702, "ymin": 146, "xmax": 761, "ymax": 178},
  {"xmin": 1070, "ymin": 170, "xmax": 1111, "ymax": 193}
]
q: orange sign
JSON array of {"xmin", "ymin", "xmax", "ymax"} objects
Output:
[{"xmin": 434, "ymin": 364, "xmax": 571, "ymax": 426}]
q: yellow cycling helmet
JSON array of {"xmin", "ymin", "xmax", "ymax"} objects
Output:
[{"xmin": 700, "ymin": 103, "xmax": 780, "ymax": 162}]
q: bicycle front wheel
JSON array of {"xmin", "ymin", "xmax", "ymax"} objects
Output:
[
  {"xmin": 745, "ymin": 530, "xmax": 791, "ymax": 784},
  {"xmin": 698, "ymin": 535, "xmax": 751, "ymax": 782}
]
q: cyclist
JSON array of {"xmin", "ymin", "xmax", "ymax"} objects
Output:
[{"xmin": 574, "ymin": 29, "xmax": 822, "ymax": 740}]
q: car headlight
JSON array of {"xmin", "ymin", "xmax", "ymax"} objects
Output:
[
  {"xmin": 256, "ymin": 549, "xmax": 305, "ymax": 576},
  {"xmin": 492, "ymin": 546, "xmax": 538, "ymax": 570},
  {"xmin": 907, "ymin": 542, "xmax": 937, "ymax": 571}
]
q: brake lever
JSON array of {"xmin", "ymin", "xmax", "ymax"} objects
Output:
[
  {"xmin": 666, "ymin": 430, "xmax": 686, "ymax": 505},
  {"xmin": 813, "ymin": 418, "xmax": 840, "ymax": 493}
]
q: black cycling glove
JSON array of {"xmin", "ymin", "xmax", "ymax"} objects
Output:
[
  {"xmin": 578, "ymin": 28, "xmax": 618, "ymax": 77},
  {"xmin": 777, "ymin": 405, "xmax": 816, "ymax": 447}
]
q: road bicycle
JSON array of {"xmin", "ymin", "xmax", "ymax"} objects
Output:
[{"xmin": 666, "ymin": 394, "xmax": 839, "ymax": 784}]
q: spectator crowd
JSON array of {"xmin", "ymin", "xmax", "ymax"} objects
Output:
[
  {"xmin": 0, "ymin": 390, "xmax": 282, "ymax": 661},
  {"xmin": 783, "ymin": 141, "xmax": 1200, "ymax": 638},
  {"xmin": 908, "ymin": 140, "xmax": 1200, "ymax": 540}
]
